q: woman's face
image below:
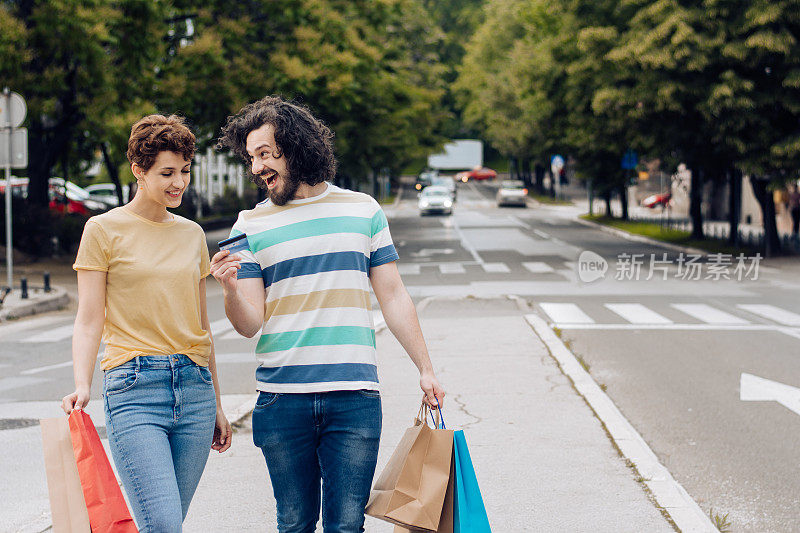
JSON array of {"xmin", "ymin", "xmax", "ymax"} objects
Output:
[{"xmin": 134, "ymin": 151, "xmax": 191, "ymax": 209}]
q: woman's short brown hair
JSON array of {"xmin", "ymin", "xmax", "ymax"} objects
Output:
[{"xmin": 126, "ymin": 114, "xmax": 196, "ymax": 171}]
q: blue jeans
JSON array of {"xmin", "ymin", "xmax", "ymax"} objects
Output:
[
  {"xmin": 103, "ymin": 354, "xmax": 216, "ymax": 532},
  {"xmin": 252, "ymin": 390, "xmax": 382, "ymax": 533}
]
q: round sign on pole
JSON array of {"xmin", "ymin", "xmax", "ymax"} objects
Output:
[{"xmin": 1, "ymin": 91, "xmax": 26, "ymax": 128}]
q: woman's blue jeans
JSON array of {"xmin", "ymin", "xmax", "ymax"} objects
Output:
[
  {"xmin": 103, "ymin": 354, "xmax": 216, "ymax": 532},
  {"xmin": 252, "ymin": 390, "xmax": 382, "ymax": 533}
]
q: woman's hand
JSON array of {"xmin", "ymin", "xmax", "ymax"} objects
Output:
[
  {"xmin": 210, "ymin": 250, "xmax": 241, "ymax": 294},
  {"xmin": 212, "ymin": 409, "xmax": 232, "ymax": 453},
  {"xmin": 61, "ymin": 387, "xmax": 91, "ymax": 414}
]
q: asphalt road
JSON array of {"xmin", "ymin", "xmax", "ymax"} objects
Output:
[{"xmin": 2, "ymin": 178, "xmax": 799, "ymax": 532}]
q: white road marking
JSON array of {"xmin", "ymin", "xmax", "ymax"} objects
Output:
[
  {"xmin": 0, "ymin": 314, "xmax": 69, "ymax": 339},
  {"xmin": 219, "ymin": 329, "xmax": 248, "ymax": 340},
  {"xmin": 482, "ymin": 263, "xmax": 510, "ymax": 273},
  {"xmin": 20, "ymin": 360, "xmax": 74, "ymax": 375},
  {"xmin": 605, "ymin": 303, "xmax": 673, "ymax": 324},
  {"xmin": 671, "ymin": 304, "xmax": 749, "ymax": 325},
  {"xmin": 210, "ymin": 318, "xmax": 234, "ymax": 336},
  {"xmin": 439, "ymin": 263, "xmax": 466, "ymax": 274},
  {"xmin": 397, "ymin": 264, "xmax": 421, "ymax": 275},
  {"xmin": 551, "ymin": 323, "xmax": 776, "ymax": 331},
  {"xmin": 523, "ymin": 262, "xmax": 554, "ymax": 274},
  {"xmin": 523, "ymin": 312, "xmax": 718, "ymax": 532},
  {"xmin": 539, "ymin": 303, "xmax": 594, "ymax": 324},
  {"xmin": 533, "ymin": 229, "xmax": 551, "ymax": 239},
  {"xmin": 0, "ymin": 376, "xmax": 49, "ymax": 392},
  {"xmin": 740, "ymin": 373, "xmax": 800, "ymax": 417},
  {"xmin": 737, "ymin": 304, "xmax": 800, "ymax": 326},
  {"xmin": 23, "ymin": 324, "xmax": 74, "ymax": 343}
]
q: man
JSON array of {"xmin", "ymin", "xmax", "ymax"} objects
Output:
[{"xmin": 211, "ymin": 96, "xmax": 445, "ymax": 532}]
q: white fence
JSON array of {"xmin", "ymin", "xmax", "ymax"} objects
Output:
[{"xmin": 192, "ymin": 149, "xmax": 245, "ymax": 210}]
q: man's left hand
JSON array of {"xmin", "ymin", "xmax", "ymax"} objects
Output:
[{"xmin": 420, "ymin": 371, "xmax": 445, "ymax": 409}]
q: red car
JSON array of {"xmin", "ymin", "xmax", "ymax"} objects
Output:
[
  {"xmin": 456, "ymin": 167, "xmax": 497, "ymax": 182},
  {"xmin": 641, "ymin": 192, "xmax": 672, "ymax": 209}
]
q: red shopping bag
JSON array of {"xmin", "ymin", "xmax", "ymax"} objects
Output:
[{"xmin": 68, "ymin": 409, "xmax": 138, "ymax": 532}]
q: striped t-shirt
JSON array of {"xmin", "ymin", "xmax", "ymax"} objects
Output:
[{"xmin": 231, "ymin": 183, "xmax": 399, "ymax": 393}]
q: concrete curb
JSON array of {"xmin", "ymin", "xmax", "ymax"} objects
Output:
[
  {"xmin": 522, "ymin": 311, "xmax": 717, "ymax": 533},
  {"xmin": 0, "ymin": 286, "xmax": 70, "ymax": 322},
  {"xmin": 574, "ymin": 215, "xmax": 709, "ymax": 256},
  {"xmin": 228, "ymin": 393, "xmax": 260, "ymax": 427}
]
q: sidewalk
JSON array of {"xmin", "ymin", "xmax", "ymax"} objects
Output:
[{"xmin": 182, "ymin": 297, "xmax": 680, "ymax": 532}]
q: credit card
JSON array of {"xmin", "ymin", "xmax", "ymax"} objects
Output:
[{"xmin": 218, "ymin": 233, "xmax": 250, "ymax": 254}]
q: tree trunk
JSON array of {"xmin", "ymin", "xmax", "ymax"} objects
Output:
[
  {"xmin": 521, "ymin": 158, "xmax": 532, "ymax": 189},
  {"xmin": 100, "ymin": 143, "xmax": 125, "ymax": 205},
  {"xmin": 749, "ymin": 175, "xmax": 781, "ymax": 257},
  {"xmin": 727, "ymin": 168, "xmax": 741, "ymax": 246},
  {"xmin": 603, "ymin": 190, "xmax": 613, "ymax": 217},
  {"xmin": 534, "ymin": 164, "xmax": 545, "ymax": 194},
  {"xmin": 618, "ymin": 183, "xmax": 629, "ymax": 221},
  {"xmin": 690, "ymin": 166, "xmax": 704, "ymax": 239}
]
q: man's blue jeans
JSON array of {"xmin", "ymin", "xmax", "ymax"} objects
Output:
[
  {"xmin": 252, "ymin": 390, "xmax": 382, "ymax": 533},
  {"xmin": 103, "ymin": 355, "xmax": 216, "ymax": 532}
]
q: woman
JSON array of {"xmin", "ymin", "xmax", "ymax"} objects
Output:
[{"xmin": 61, "ymin": 114, "xmax": 232, "ymax": 532}]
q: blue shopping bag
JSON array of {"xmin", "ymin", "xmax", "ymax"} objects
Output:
[{"xmin": 452, "ymin": 430, "xmax": 491, "ymax": 533}]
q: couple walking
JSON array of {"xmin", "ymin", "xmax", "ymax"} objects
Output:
[{"xmin": 61, "ymin": 96, "xmax": 445, "ymax": 532}]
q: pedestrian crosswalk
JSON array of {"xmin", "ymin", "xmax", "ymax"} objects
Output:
[
  {"xmin": 395, "ymin": 261, "xmax": 570, "ymax": 277},
  {"xmin": 537, "ymin": 302, "xmax": 800, "ymax": 332}
]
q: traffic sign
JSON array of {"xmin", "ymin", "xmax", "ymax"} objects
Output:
[
  {"xmin": 621, "ymin": 149, "xmax": 638, "ymax": 170},
  {"xmin": 551, "ymin": 155, "xmax": 565, "ymax": 174},
  {"xmin": 0, "ymin": 128, "xmax": 27, "ymax": 168},
  {"xmin": 0, "ymin": 91, "xmax": 26, "ymax": 128}
]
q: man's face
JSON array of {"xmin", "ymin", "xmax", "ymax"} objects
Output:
[{"xmin": 246, "ymin": 123, "xmax": 297, "ymax": 205}]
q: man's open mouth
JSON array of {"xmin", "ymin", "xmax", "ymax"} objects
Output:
[{"xmin": 263, "ymin": 171, "xmax": 279, "ymax": 189}]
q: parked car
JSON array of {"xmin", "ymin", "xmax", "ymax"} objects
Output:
[
  {"xmin": 0, "ymin": 177, "xmax": 29, "ymax": 198},
  {"xmin": 496, "ymin": 180, "xmax": 528, "ymax": 207},
  {"xmin": 415, "ymin": 169, "xmax": 438, "ymax": 191},
  {"xmin": 641, "ymin": 192, "xmax": 671, "ymax": 209},
  {"xmin": 456, "ymin": 166, "xmax": 497, "ymax": 182},
  {"xmin": 431, "ymin": 175, "xmax": 457, "ymax": 201},
  {"xmin": 1, "ymin": 177, "xmax": 107, "ymax": 215},
  {"xmin": 85, "ymin": 183, "xmax": 128, "ymax": 208},
  {"xmin": 418, "ymin": 185, "xmax": 453, "ymax": 216}
]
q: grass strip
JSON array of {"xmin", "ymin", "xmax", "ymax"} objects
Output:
[{"xmin": 581, "ymin": 214, "xmax": 759, "ymax": 255}]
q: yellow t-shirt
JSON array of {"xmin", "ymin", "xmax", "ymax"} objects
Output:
[{"xmin": 73, "ymin": 207, "xmax": 212, "ymax": 370}]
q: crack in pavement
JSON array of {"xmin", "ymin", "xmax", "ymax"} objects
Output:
[{"xmin": 452, "ymin": 394, "xmax": 482, "ymax": 429}]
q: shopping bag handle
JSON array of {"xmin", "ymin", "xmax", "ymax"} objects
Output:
[{"xmin": 423, "ymin": 399, "xmax": 447, "ymax": 430}]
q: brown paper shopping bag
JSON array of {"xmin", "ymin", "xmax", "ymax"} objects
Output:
[
  {"xmin": 40, "ymin": 417, "xmax": 91, "ymax": 533},
  {"xmin": 394, "ymin": 450, "xmax": 455, "ymax": 533},
  {"xmin": 367, "ymin": 404, "xmax": 454, "ymax": 531}
]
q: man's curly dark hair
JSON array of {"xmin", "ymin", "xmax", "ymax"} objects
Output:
[{"xmin": 217, "ymin": 96, "xmax": 336, "ymax": 188}]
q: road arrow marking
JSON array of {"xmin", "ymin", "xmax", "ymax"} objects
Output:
[{"xmin": 740, "ymin": 373, "xmax": 800, "ymax": 417}]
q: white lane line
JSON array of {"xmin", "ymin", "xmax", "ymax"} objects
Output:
[
  {"xmin": 671, "ymin": 304, "xmax": 749, "ymax": 325},
  {"xmin": 0, "ymin": 314, "xmax": 70, "ymax": 339},
  {"xmin": 24, "ymin": 324, "xmax": 75, "ymax": 343},
  {"xmin": 451, "ymin": 212, "xmax": 484, "ymax": 265},
  {"xmin": 533, "ymin": 228, "xmax": 550, "ymax": 239},
  {"xmin": 605, "ymin": 303, "xmax": 673, "ymax": 325},
  {"xmin": 737, "ymin": 304, "xmax": 800, "ymax": 326},
  {"xmin": 551, "ymin": 323, "xmax": 776, "ymax": 331},
  {"xmin": 482, "ymin": 262, "xmax": 510, "ymax": 273},
  {"xmin": 20, "ymin": 360, "xmax": 74, "ymax": 375},
  {"xmin": 398, "ymin": 264, "xmax": 421, "ymax": 275},
  {"xmin": 523, "ymin": 262, "xmax": 554, "ymax": 274},
  {"xmin": 210, "ymin": 317, "xmax": 234, "ymax": 336},
  {"xmin": 373, "ymin": 310, "xmax": 386, "ymax": 331},
  {"xmin": 539, "ymin": 303, "xmax": 594, "ymax": 324},
  {"xmin": 439, "ymin": 263, "xmax": 466, "ymax": 274},
  {"xmin": 524, "ymin": 313, "xmax": 717, "ymax": 533}
]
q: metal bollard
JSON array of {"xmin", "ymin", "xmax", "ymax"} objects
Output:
[
  {"xmin": 43, "ymin": 272, "xmax": 51, "ymax": 293},
  {"xmin": 20, "ymin": 277, "xmax": 28, "ymax": 299}
]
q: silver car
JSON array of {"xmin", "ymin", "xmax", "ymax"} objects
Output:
[
  {"xmin": 496, "ymin": 180, "xmax": 528, "ymax": 207},
  {"xmin": 418, "ymin": 185, "xmax": 453, "ymax": 216}
]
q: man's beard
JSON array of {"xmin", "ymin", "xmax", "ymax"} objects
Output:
[{"xmin": 258, "ymin": 168, "xmax": 299, "ymax": 206}]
